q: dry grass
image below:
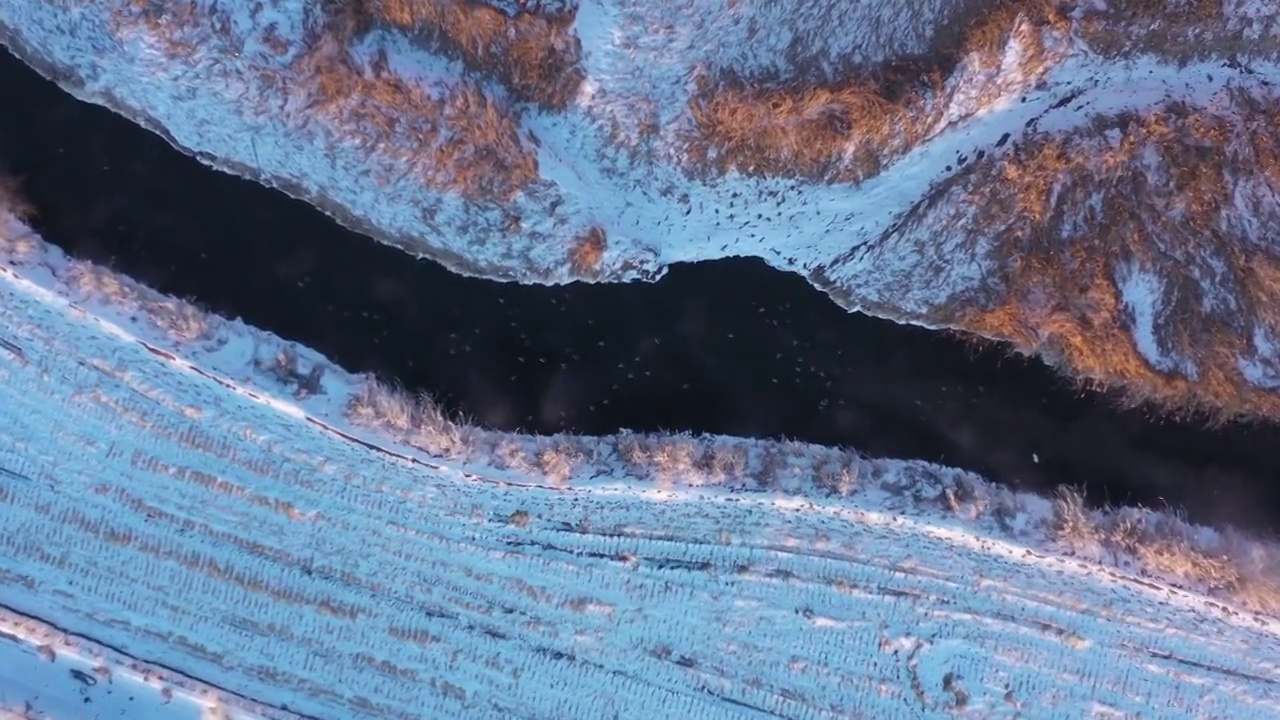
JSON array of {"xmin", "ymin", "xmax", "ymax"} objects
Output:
[
  {"xmin": 348, "ymin": 380, "xmax": 478, "ymax": 458},
  {"xmin": 61, "ymin": 260, "xmax": 219, "ymax": 344},
  {"xmin": 685, "ymin": 0, "xmax": 1068, "ymax": 182},
  {"xmin": 1051, "ymin": 487, "xmax": 1280, "ymax": 614},
  {"xmin": 294, "ymin": 0, "xmax": 540, "ymax": 201},
  {"xmin": 536, "ymin": 438, "xmax": 591, "ymax": 486},
  {"xmin": 1074, "ymin": 0, "xmax": 1241, "ymax": 61},
  {"xmin": 361, "ymin": 0, "xmax": 584, "ymax": 108},
  {"xmin": 117, "ymin": 0, "xmax": 540, "ymax": 203},
  {"xmin": 0, "ymin": 172, "xmax": 40, "ymax": 260},
  {"xmin": 931, "ymin": 90, "xmax": 1280, "ymax": 420},
  {"xmin": 568, "ymin": 226, "xmax": 606, "ymax": 277}
]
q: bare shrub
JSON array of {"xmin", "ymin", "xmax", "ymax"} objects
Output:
[
  {"xmin": 349, "ymin": 378, "xmax": 416, "ymax": 432},
  {"xmin": 65, "ymin": 260, "xmax": 139, "ymax": 305},
  {"xmin": 817, "ymin": 461, "xmax": 859, "ymax": 497},
  {"xmin": 1049, "ymin": 486, "xmax": 1100, "ymax": 553},
  {"xmin": 646, "ymin": 437, "xmax": 698, "ymax": 482},
  {"xmin": 147, "ymin": 297, "xmax": 213, "ymax": 343},
  {"xmin": 256, "ymin": 346, "xmax": 327, "ymax": 398},
  {"xmin": 0, "ymin": 224, "xmax": 39, "ymax": 261},
  {"xmin": 1126, "ymin": 517, "xmax": 1238, "ymax": 591},
  {"xmin": 408, "ymin": 393, "xmax": 473, "ymax": 459},
  {"xmin": 695, "ymin": 443, "xmax": 748, "ymax": 484},
  {"xmin": 614, "ymin": 431, "xmax": 650, "ymax": 471},
  {"xmin": 494, "ymin": 439, "xmax": 536, "ymax": 473},
  {"xmin": 1045, "ymin": 488, "xmax": 1280, "ymax": 612},
  {"xmin": 942, "ymin": 476, "xmax": 988, "ymax": 519},
  {"xmin": 614, "ymin": 433, "xmax": 730, "ymax": 485}
]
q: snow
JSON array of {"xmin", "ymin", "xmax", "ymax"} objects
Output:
[
  {"xmin": 1114, "ymin": 260, "xmax": 1188, "ymax": 377},
  {"xmin": 2, "ymin": 209, "xmax": 1280, "ymax": 718},
  {"xmin": 0, "ymin": 607, "xmax": 275, "ymax": 720}
]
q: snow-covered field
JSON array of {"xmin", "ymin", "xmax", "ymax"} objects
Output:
[
  {"xmin": 3, "ymin": 192, "xmax": 1280, "ymax": 717},
  {"xmin": 4, "ymin": 0, "xmax": 1280, "ymax": 416}
]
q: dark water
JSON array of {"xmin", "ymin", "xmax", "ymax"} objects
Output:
[{"xmin": 2, "ymin": 46, "xmax": 1279, "ymax": 531}]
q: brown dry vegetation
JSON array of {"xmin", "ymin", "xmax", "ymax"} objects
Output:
[
  {"xmin": 115, "ymin": 0, "xmax": 539, "ymax": 202},
  {"xmin": 685, "ymin": 0, "xmax": 1069, "ymax": 182},
  {"xmin": 928, "ymin": 90, "xmax": 1280, "ymax": 420},
  {"xmin": 362, "ymin": 0, "xmax": 584, "ymax": 108},
  {"xmin": 62, "ymin": 260, "xmax": 218, "ymax": 344},
  {"xmin": 1051, "ymin": 487, "xmax": 1280, "ymax": 614},
  {"xmin": 1073, "ymin": 0, "xmax": 1250, "ymax": 61},
  {"xmin": 568, "ymin": 226, "xmax": 606, "ymax": 277},
  {"xmin": 683, "ymin": 0, "xmax": 1274, "ymax": 183},
  {"xmin": 294, "ymin": 0, "xmax": 540, "ymax": 200}
]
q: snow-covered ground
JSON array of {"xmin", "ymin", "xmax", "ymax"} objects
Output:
[
  {"xmin": 2, "ymin": 193, "xmax": 1280, "ymax": 717},
  {"xmin": 0, "ymin": 606, "xmax": 284, "ymax": 720}
]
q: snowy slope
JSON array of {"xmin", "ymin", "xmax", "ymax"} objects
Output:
[
  {"xmin": 2, "ymin": 199, "xmax": 1280, "ymax": 718},
  {"xmin": 0, "ymin": 0, "xmax": 1273, "ymax": 298},
  {"xmin": 4, "ymin": 0, "xmax": 1280, "ymax": 418}
]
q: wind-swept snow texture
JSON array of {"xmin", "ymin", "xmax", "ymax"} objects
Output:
[{"xmin": 2, "ymin": 203, "xmax": 1280, "ymax": 717}]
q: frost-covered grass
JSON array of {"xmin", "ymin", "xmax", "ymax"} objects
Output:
[{"xmin": 5, "ymin": 0, "xmax": 1280, "ymax": 422}]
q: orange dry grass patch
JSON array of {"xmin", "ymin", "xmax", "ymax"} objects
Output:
[
  {"xmin": 363, "ymin": 0, "xmax": 584, "ymax": 108},
  {"xmin": 688, "ymin": 77, "xmax": 919, "ymax": 181},
  {"xmin": 296, "ymin": 0, "xmax": 539, "ymax": 201},
  {"xmin": 568, "ymin": 226, "xmax": 607, "ymax": 276},
  {"xmin": 686, "ymin": 0, "xmax": 1067, "ymax": 182},
  {"xmin": 943, "ymin": 91, "xmax": 1280, "ymax": 420},
  {"xmin": 960, "ymin": 0, "xmax": 1069, "ymax": 70}
]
